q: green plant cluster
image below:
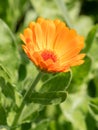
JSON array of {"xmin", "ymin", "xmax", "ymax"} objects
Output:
[{"xmin": 0, "ymin": 0, "xmax": 98, "ymax": 130}]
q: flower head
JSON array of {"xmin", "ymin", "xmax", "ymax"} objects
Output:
[{"xmin": 20, "ymin": 18, "xmax": 85, "ymax": 72}]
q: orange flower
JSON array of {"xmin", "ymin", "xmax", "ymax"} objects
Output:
[{"xmin": 20, "ymin": 18, "xmax": 85, "ymax": 72}]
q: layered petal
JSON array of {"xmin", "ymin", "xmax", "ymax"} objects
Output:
[{"xmin": 20, "ymin": 18, "xmax": 85, "ymax": 73}]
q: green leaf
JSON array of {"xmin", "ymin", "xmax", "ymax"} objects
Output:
[
  {"xmin": 89, "ymin": 98, "xmax": 98, "ymax": 122},
  {"xmin": 0, "ymin": 64, "xmax": 11, "ymax": 82},
  {"xmin": 84, "ymin": 25, "xmax": 98, "ymax": 53},
  {"xmin": 0, "ymin": 77, "xmax": 15, "ymax": 100},
  {"xmin": 0, "ymin": 126, "xmax": 10, "ymax": 130},
  {"xmin": 69, "ymin": 56, "xmax": 92, "ymax": 92},
  {"xmin": 30, "ymin": 0, "xmax": 59, "ymax": 19},
  {"xmin": 0, "ymin": 105, "xmax": 7, "ymax": 125},
  {"xmin": 87, "ymin": 27, "xmax": 98, "ymax": 66},
  {"xmin": 93, "ymin": 70, "xmax": 98, "ymax": 97},
  {"xmin": 0, "ymin": 0, "xmax": 28, "ymax": 30},
  {"xmin": 40, "ymin": 72, "xmax": 72, "ymax": 92},
  {"xmin": 73, "ymin": 56, "xmax": 91, "ymax": 83},
  {"xmin": 27, "ymin": 91, "xmax": 67, "ymax": 105},
  {"xmin": 54, "ymin": 0, "xmax": 72, "ymax": 28},
  {"xmin": 0, "ymin": 19, "xmax": 20, "ymax": 83},
  {"xmin": 18, "ymin": 64, "xmax": 27, "ymax": 81},
  {"xmin": 19, "ymin": 111, "xmax": 38, "ymax": 124},
  {"xmin": 89, "ymin": 98, "xmax": 98, "ymax": 115},
  {"xmin": 18, "ymin": 103, "xmax": 41, "ymax": 125},
  {"xmin": 60, "ymin": 92, "xmax": 89, "ymax": 130},
  {"xmin": 87, "ymin": 79, "xmax": 96, "ymax": 98},
  {"xmin": 32, "ymin": 120, "xmax": 49, "ymax": 130}
]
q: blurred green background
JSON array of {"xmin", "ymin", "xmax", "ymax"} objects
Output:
[{"xmin": 0, "ymin": 0, "xmax": 98, "ymax": 130}]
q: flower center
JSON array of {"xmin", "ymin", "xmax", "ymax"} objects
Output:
[{"xmin": 41, "ymin": 50, "xmax": 57, "ymax": 62}]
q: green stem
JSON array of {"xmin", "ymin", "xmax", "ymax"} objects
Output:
[
  {"xmin": 55, "ymin": 0, "xmax": 73, "ymax": 28},
  {"xmin": 11, "ymin": 71, "xmax": 43, "ymax": 129}
]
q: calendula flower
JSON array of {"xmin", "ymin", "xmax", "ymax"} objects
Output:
[{"xmin": 20, "ymin": 18, "xmax": 85, "ymax": 72}]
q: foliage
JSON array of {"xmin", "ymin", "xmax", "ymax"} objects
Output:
[{"xmin": 0, "ymin": 0, "xmax": 98, "ymax": 130}]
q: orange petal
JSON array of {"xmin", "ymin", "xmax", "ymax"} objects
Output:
[
  {"xmin": 45, "ymin": 21, "xmax": 56, "ymax": 50},
  {"xmin": 37, "ymin": 17, "xmax": 45, "ymax": 24},
  {"xmin": 39, "ymin": 19, "xmax": 48, "ymax": 48},
  {"xmin": 22, "ymin": 45, "xmax": 31, "ymax": 58},
  {"xmin": 71, "ymin": 60, "xmax": 85, "ymax": 66},
  {"xmin": 55, "ymin": 32, "xmax": 84, "ymax": 57},
  {"xmin": 20, "ymin": 34, "xmax": 26, "ymax": 44},
  {"xmin": 59, "ymin": 48, "xmax": 81, "ymax": 62},
  {"xmin": 70, "ymin": 54, "xmax": 85, "ymax": 66},
  {"xmin": 29, "ymin": 22, "xmax": 35, "ymax": 30},
  {"xmin": 54, "ymin": 19, "xmax": 66, "ymax": 37},
  {"xmin": 34, "ymin": 23, "xmax": 43, "ymax": 50},
  {"xmin": 60, "ymin": 53, "xmax": 85, "ymax": 67},
  {"xmin": 20, "ymin": 18, "xmax": 85, "ymax": 73},
  {"xmin": 54, "ymin": 27, "xmax": 72, "ymax": 55},
  {"xmin": 29, "ymin": 22, "xmax": 36, "ymax": 44},
  {"xmin": 23, "ymin": 28, "xmax": 33, "ymax": 42}
]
